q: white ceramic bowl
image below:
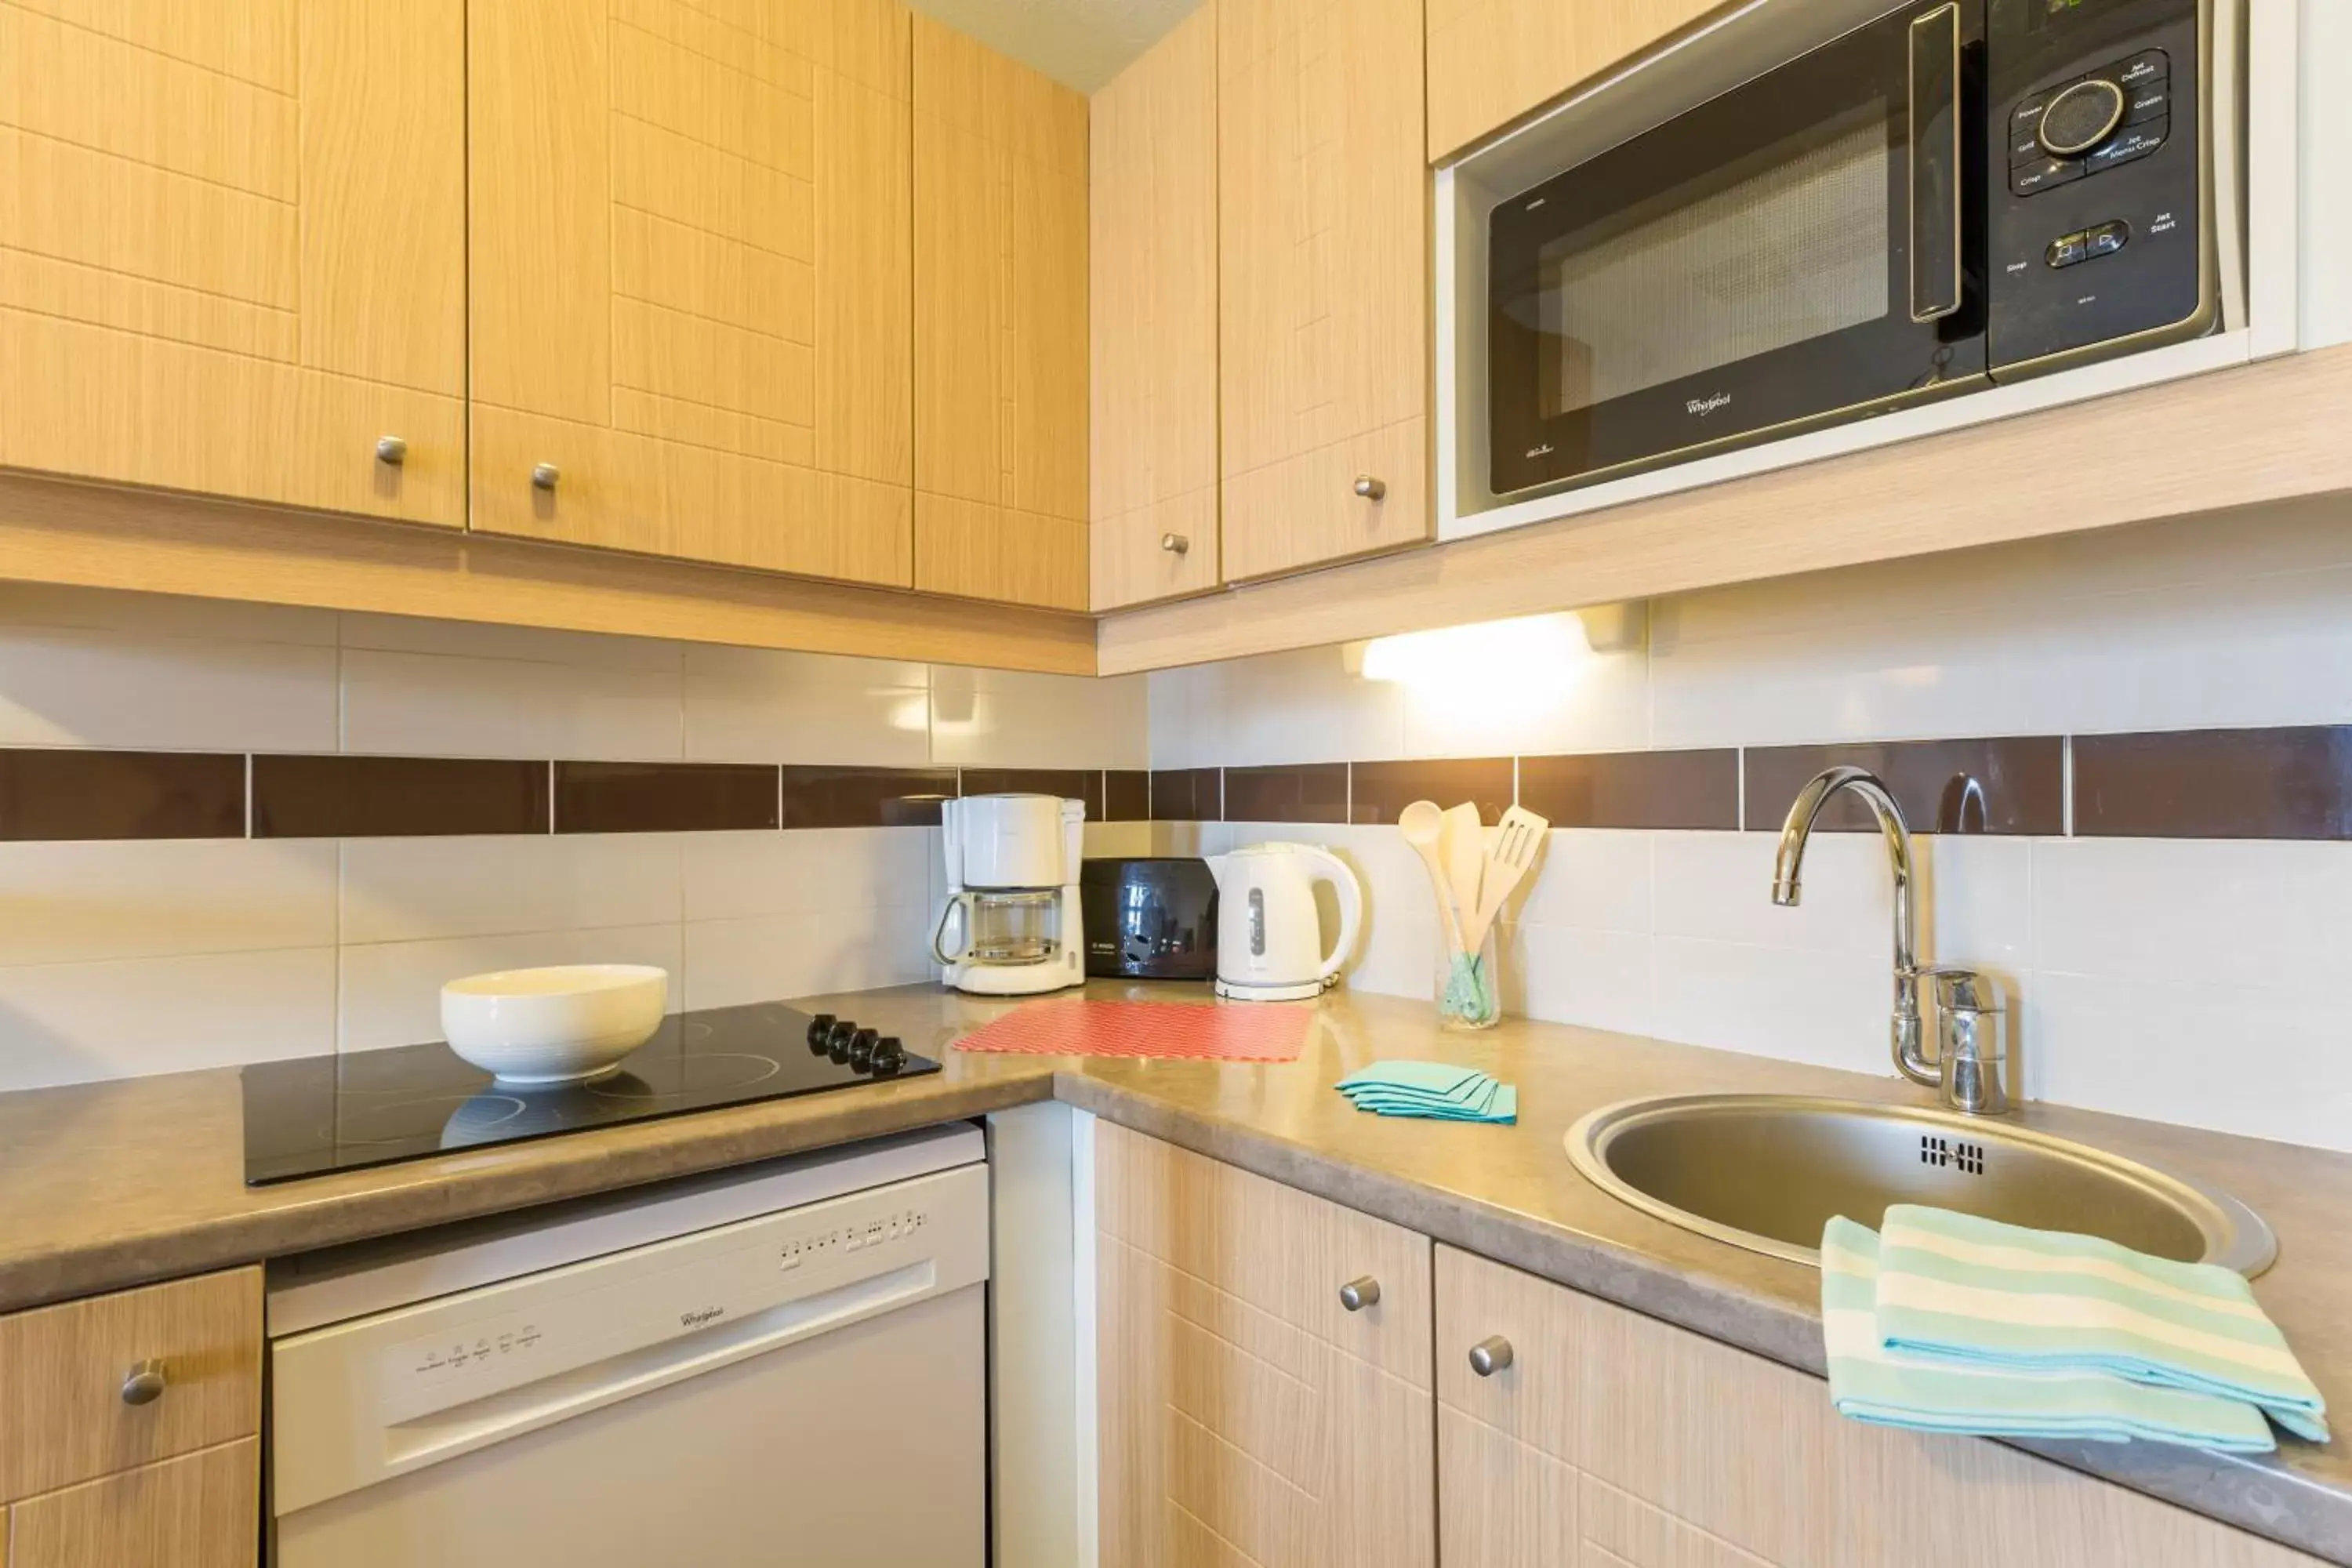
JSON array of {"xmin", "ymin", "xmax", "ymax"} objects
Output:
[{"xmin": 440, "ymin": 964, "xmax": 668, "ymax": 1086}]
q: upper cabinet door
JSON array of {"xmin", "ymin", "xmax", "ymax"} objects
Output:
[
  {"xmin": 469, "ymin": 0, "xmax": 914, "ymax": 587},
  {"xmin": 1425, "ymin": 0, "xmax": 1727, "ymax": 162},
  {"xmin": 1089, "ymin": 2, "xmax": 1219, "ymax": 612},
  {"xmin": 912, "ymin": 17, "xmax": 1089, "ymax": 612},
  {"xmin": 1218, "ymin": 0, "xmax": 1431, "ymax": 585},
  {"xmin": 0, "ymin": 0, "xmax": 466, "ymax": 524}
]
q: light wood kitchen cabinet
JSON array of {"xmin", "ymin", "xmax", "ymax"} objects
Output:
[
  {"xmin": 912, "ymin": 17, "xmax": 1090, "ymax": 612},
  {"xmin": 1217, "ymin": 0, "xmax": 1430, "ymax": 584},
  {"xmin": 1094, "ymin": 1123, "xmax": 1436, "ymax": 1568},
  {"xmin": 468, "ymin": 0, "xmax": 915, "ymax": 587},
  {"xmin": 1433, "ymin": 1244, "xmax": 2322, "ymax": 1567},
  {"xmin": 1425, "ymin": 0, "xmax": 1727, "ymax": 162},
  {"xmin": 0, "ymin": 0, "xmax": 466, "ymax": 526},
  {"xmin": 1088, "ymin": 2, "xmax": 1221, "ymax": 612},
  {"xmin": 0, "ymin": 1266, "xmax": 261, "ymax": 1568}
]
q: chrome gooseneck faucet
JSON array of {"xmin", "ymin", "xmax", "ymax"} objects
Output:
[{"xmin": 1771, "ymin": 766, "xmax": 1940, "ymax": 1091}]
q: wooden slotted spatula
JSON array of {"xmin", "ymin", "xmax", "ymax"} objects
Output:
[{"xmin": 1461, "ymin": 805, "xmax": 1549, "ymax": 952}]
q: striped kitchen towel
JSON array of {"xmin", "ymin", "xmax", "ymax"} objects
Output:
[
  {"xmin": 1822, "ymin": 1217, "xmax": 2278, "ymax": 1451},
  {"xmin": 1875, "ymin": 1204, "xmax": 2328, "ymax": 1443}
]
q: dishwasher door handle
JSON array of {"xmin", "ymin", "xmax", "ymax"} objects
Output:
[{"xmin": 378, "ymin": 1261, "xmax": 938, "ymax": 1482}]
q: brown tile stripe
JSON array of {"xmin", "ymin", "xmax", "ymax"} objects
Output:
[
  {"xmin": 1149, "ymin": 768, "xmax": 1221, "ymax": 822},
  {"xmin": 1224, "ymin": 763, "xmax": 1348, "ymax": 825},
  {"xmin": 780, "ymin": 766, "xmax": 957, "ymax": 829},
  {"xmin": 253, "ymin": 755, "xmax": 547, "ymax": 838},
  {"xmin": 0, "ymin": 749, "xmax": 245, "ymax": 840},
  {"xmin": 1105, "ymin": 769, "xmax": 1151, "ymax": 822},
  {"xmin": 2075, "ymin": 726, "xmax": 2352, "ymax": 839},
  {"xmin": 1349, "ymin": 757, "xmax": 1514, "ymax": 826},
  {"xmin": 1744, "ymin": 737, "xmax": 2063, "ymax": 836},
  {"xmin": 555, "ymin": 761, "xmax": 778, "ymax": 833},
  {"xmin": 1519, "ymin": 749, "xmax": 1739, "ymax": 830},
  {"xmin": 960, "ymin": 768, "xmax": 1105, "ymax": 821}
]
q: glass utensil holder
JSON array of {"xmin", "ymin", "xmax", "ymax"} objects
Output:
[{"xmin": 1436, "ymin": 924, "xmax": 1501, "ymax": 1031}]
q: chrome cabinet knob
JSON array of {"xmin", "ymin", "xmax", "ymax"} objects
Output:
[
  {"xmin": 1353, "ymin": 474, "xmax": 1387, "ymax": 500},
  {"xmin": 374, "ymin": 435, "xmax": 408, "ymax": 466},
  {"xmin": 120, "ymin": 1359, "xmax": 166, "ymax": 1406},
  {"xmin": 1338, "ymin": 1276, "xmax": 1381, "ymax": 1312},
  {"xmin": 1468, "ymin": 1335, "xmax": 1514, "ymax": 1377},
  {"xmin": 1160, "ymin": 532, "xmax": 1189, "ymax": 555},
  {"xmin": 531, "ymin": 463, "xmax": 561, "ymax": 491}
]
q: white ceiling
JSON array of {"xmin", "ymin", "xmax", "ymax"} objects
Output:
[{"xmin": 909, "ymin": 0, "xmax": 1203, "ymax": 92}]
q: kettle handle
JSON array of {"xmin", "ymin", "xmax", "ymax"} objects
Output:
[{"xmin": 1296, "ymin": 845, "xmax": 1364, "ymax": 985}]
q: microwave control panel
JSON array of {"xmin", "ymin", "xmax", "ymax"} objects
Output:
[{"xmin": 1985, "ymin": 0, "xmax": 2210, "ymax": 373}]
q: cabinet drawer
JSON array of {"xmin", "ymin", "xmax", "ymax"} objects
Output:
[
  {"xmin": 6, "ymin": 1439, "xmax": 257, "ymax": 1568},
  {"xmin": 0, "ymin": 1269, "xmax": 261, "ymax": 1504}
]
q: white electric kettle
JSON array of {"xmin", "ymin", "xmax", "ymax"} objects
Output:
[{"xmin": 1204, "ymin": 843, "xmax": 1364, "ymax": 1001}]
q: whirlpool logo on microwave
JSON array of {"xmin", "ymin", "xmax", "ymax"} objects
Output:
[
  {"xmin": 1686, "ymin": 392, "xmax": 1733, "ymax": 417},
  {"xmin": 680, "ymin": 1305, "xmax": 726, "ymax": 1328}
]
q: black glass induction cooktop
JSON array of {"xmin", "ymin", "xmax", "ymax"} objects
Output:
[{"xmin": 241, "ymin": 1002, "xmax": 939, "ymax": 1185}]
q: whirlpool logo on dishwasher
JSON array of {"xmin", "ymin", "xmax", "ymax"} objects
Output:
[{"xmin": 679, "ymin": 1305, "xmax": 727, "ymax": 1328}]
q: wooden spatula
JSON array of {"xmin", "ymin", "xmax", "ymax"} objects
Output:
[{"xmin": 1461, "ymin": 805, "xmax": 1549, "ymax": 952}]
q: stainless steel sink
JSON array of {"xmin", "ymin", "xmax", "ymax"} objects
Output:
[{"xmin": 1566, "ymin": 1094, "xmax": 2276, "ymax": 1276}]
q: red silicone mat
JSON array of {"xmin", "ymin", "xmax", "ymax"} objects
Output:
[{"xmin": 952, "ymin": 998, "xmax": 1311, "ymax": 1062}]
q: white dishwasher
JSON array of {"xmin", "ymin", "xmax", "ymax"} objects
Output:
[{"xmin": 267, "ymin": 1123, "xmax": 988, "ymax": 1568}]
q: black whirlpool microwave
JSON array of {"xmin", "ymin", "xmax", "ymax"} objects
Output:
[{"xmin": 1487, "ymin": 0, "xmax": 2218, "ymax": 499}]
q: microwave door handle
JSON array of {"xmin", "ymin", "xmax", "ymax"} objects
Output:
[{"xmin": 1907, "ymin": 2, "xmax": 1964, "ymax": 322}]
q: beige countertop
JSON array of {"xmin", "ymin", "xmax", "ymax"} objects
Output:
[{"xmin": 1, "ymin": 980, "xmax": 2345, "ymax": 1559}]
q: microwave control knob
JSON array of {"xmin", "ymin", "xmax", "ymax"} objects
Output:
[
  {"xmin": 872, "ymin": 1036, "xmax": 906, "ymax": 1075},
  {"xmin": 807, "ymin": 1013, "xmax": 837, "ymax": 1051},
  {"xmin": 826, "ymin": 1021, "xmax": 858, "ymax": 1062},
  {"xmin": 2038, "ymin": 78, "xmax": 2125, "ymax": 158},
  {"xmin": 1353, "ymin": 474, "xmax": 1387, "ymax": 501},
  {"xmin": 849, "ymin": 1029, "xmax": 880, "ymax": 1069}
]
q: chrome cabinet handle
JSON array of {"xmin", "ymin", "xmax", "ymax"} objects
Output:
[
  {"xmin": 1353, "ymin": 475, "xmax": 1387, "ymax": 500},
  {"xmin": 531, "ymin": 463, "xmax": 561, "ymax": 491},
  {"xmin": 1468, "ymin": 1336, "xmax": 1514, "ymax": 1377},
  {"xmin": 1338, "ymin": 1276, "xmax": 1381, "ymax": 1312},
  {"xmin": 120, "ymin": 1359, "xmax": 166, "ymax": 1406},
  {"xmin": 1160, "ymin": 532, "xmax": 1189, "ymax": 555},
  {"xmin": 374, "ymin": 435, "xmax": 407, "ymax": 466}
]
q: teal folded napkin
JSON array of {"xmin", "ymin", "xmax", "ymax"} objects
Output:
[
  {"xmin": 1334, "ymin": 1061, "xmax": 1516, "ymax": 1124},
  {"xmin": 1875, "ymin": 1205, "xmax": 2328, "ymax": 1443},
  {"xmin": 1822, "ymin": 1217, "xmax": 2278, "ymax": 1452}
]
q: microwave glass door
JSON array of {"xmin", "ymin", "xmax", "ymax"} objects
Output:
[{"xmin": 1489, "ymin": 0, "xmax": 1987, "ymax": 499}]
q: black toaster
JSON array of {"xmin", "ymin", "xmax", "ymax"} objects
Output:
[{"xmin": 1080, "ymin": 857, "xmax": 1218, "ymax": 980}]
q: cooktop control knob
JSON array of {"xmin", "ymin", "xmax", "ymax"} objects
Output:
[
  {"xmin": 849, "ymin": 1029, "xmax": 880, "ymax": 1069},
  {"xmin": 806, "ymin": 1013, "xmax": 837, "ymax": 1052},
  {"xmin": 2039, "ymin": 78, "xmax": 2125, "ymax": 158},
  {"xmin": 826, "ymin": 1020, "xmax": 858, "ymax": 1062},
  {"xmin": 872, "ymin": 1036, "xmax": 906, "ymax": 1075}
]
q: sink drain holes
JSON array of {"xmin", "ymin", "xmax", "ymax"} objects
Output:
[{"xmin": 1919, "ymin": 1135, "xmax": 1987, "ymax": 1175}]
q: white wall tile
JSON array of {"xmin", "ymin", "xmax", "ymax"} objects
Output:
[
  {"xmin": 339, "ymin": 648, "xmax": 684, "ymax": 760},
  {"xmin": 339, "ymin": 612, "xmax": 681, "ymax": 670},
  {"xmin": 1512, "ymin": 829, "xmax": 1653, "ymax": 933},
  {"xmin": 0, "ymin": 948, "xmax": 336, "ymax": 1089},
  {"xmin": 2031, "ymin": 837, "xmax": 2352, "ymax": 991},
  {"xmin": 0, "ymin": 628, "xmax": 337, "ymax": 751},
  {"xmin": 1649, "ymin": 937, "xmax": 1894, "ymax": 1077},
  {"xmin": 341, "ymin": 835, "xmax": 683, "ymax": 945},
  {"xmin": 0, "ymin": 840, "xmax": 336, "ymax": 964},
  {"xmin": 682, "ymin": 903, "xmax": 934, "ymax": 1012},
  {"xmin": 1504, "ymin": 921, "xmax": 1655, "ymax": 1038},
  {"xmin": 1400, "ymin": 643, "xmax": 1649, "ymax": 759},
  {"xmin": 683, "ymin": 647, "xmax": 931, "ymax": 765},
  {"xmin": 928, "ymin": 666, "xmax": 1149, "ymax": 769},
  {"xmin": 339, "ymin": 925, "xmax": 685, "ymax": 1052},
  {"xmin": 1161, "ymin": 648, "xmax": 1404, "ymax": 768},
  {"xmin": 681, "ymin": 827, "xmax": 934, "ymax": 923}
]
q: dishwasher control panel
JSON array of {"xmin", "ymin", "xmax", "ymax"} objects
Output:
[{"xmin": 271, "ymin": 1160, "xmax": 988, "ymax": 1516}]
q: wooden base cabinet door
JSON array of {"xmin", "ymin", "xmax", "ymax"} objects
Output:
[
  {"xmin": 0, "ymin": 0, "xmax": 466, "ymax": 524},
  {"xmin": 1434, "ymin": 1245, "xmax": 2324, "ymax": 1568},
  {"xmin": 1095, "ymin": 1123, "xmax": 1436, "ymax": 1568},
  {"xmin": 1218, "ymin": 0, "xmax": 1430, "ymax": 584},
  {"xmin": 911, "ymin": 18, "xmax": 1090, "ymax": 611},
  {"xmin": 469, "ymin": 0, "xmax": 915, "ymax": 586}
]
